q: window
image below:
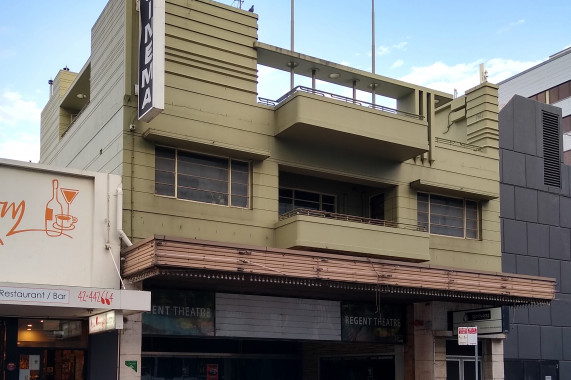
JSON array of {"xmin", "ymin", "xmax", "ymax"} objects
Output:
[
  {"xmin": 370, "ymin": 193, "xmax": 385, "ymax": 220},
  {"xmin": 417, "ymin": 192, "xmax": 479, "ymax": 239},
  {"xmin": 530, "ymin": 91, "xmax": 546, "ymax": 104},
  {"xmin": 279, "ymin": 188, "xmax": 335, "ymax": 215},
  {"xmin": 563, "ymin": 115, "xmax": 571, "ymax": 134},
  {"xmin": 530, "ymin": 80, "xmax": 571, "ymax": 105},
  {"xmin": 155, "ymin": 146, "xmax": 250, "ymax": 208},
  {"xmin": 548, "ymin": 80, "xmax": 571, "ymax": 104}
]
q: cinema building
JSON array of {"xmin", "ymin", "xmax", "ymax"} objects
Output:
[{"xmin": 38, "ymin": 0, "xmax": 555, "ymax": 379}]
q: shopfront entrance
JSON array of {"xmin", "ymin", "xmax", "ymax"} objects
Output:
[
  {"xmin": 1, "ymin": 318, "xmax": 88, "ymax": 380},
  {"xmin": 446, "ymin": 340, "xmax": 482, "ymax": 380},
  {"xmin": 141, "ymin": 354, "xmax": 301, "ymax": 380},
  {"xmin": 320, "ymin": 355, "xmax": 395, "ymax": 380},
  {"xmin": 17, "ymin": 349, "xmax": 85, "ymax": 380}
]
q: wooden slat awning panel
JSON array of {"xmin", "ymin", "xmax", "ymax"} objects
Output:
[{"xmin": 121, "ymin": 236, "xmax": 555, "ymax": 304}]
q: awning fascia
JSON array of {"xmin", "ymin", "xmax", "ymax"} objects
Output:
[
  {"xmin": 142, "ymin": 128, "xmax": 270, "ymax": 160},
  {"xmin": 122, "ymin": 236, "xmax": 554, "ymax": 306},
  {"xmin": 410, "ymin": 179, "xmax": 499, "ymax": 200}
]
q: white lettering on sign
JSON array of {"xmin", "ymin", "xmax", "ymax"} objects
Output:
[
  {"xmin": 343, "ymin": 315, "xmax": 401, "ymax": 328},
  {"xmin": 150, "ymin": 305, "xmax": 212, "ymax": 318},
  {"xmin": 138, "ymin": 0, "xmax": 165, "ymax": 122},
  {"xmin": 0, "ymin": 286, "xmax": 69, "ymax": 304}
]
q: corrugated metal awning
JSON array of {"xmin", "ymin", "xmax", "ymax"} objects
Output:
[{"xmin": 121, "ymin": 235, "xmax": 555, "ymax": 306}]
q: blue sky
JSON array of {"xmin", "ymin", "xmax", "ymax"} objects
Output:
[{"xmin": 1, "ymin": 0, "xmax": 570, "ymax": 162}]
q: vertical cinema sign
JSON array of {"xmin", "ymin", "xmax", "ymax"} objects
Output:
[{"xmin": 138, "ymin": 0, "xmax": 165, "ymax": 122}]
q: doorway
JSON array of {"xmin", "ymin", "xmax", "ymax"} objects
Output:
[
  {"xmin": 446, "ymin": 358, "xmax": 482, "ymax": 380},
  {"xmin": 320, "ymin": 355, "xmax": 395, "ymax": 380},
  {"xmin": 18, "ymin": 349, "xmax": 85, "ymax": 380}
]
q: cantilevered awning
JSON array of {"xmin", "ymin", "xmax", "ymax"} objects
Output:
[{"xmin": 122, "ymin": 236, "xmax": 555, "ymax": 306}]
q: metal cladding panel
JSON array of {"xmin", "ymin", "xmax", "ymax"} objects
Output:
[
  {"xmin": 499, "ymin": 50, "xmax": 571, "ymax": 107},
  {"xmin": 215, "ymin": 293, "xmax": 341, "ymax": 341}
]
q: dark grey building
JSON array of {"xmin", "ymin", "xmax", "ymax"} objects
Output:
[{"xmin": 500, "ymin": 95, "xmax": 570, "ymax": 379}]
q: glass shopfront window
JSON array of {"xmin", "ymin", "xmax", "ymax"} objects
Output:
[
  {"xmin": 18, "ymin": 319, "xmax": 87, "ymax": 348},
  {"xmin": 15, "ymin": 319, "xmax": 87, "ymax": 380}
]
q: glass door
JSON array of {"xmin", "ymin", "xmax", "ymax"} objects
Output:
[
  {"xmin": 446, "ymin": 358, "xmax": 482, "ymax": 380},
  {"xmin": 18, "ymin": 349, "xmax": 43, "ymax": 380}
]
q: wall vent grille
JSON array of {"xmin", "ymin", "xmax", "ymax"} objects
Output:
[{"xmin": 542, "ymin": 110, "xmax": 561, "ymax": 187}]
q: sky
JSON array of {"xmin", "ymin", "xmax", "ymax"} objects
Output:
[{"xmin": 0, "ymin": 0, "xmax": 570, "ymax": 163}]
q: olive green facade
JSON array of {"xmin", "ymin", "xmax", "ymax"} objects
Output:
[
  {"xmin": 41, "ymin": 0, "xmax": 501, "ymax": 272},
  {"xmin": 39, "ymin": 1, "xmax": 513, "ymax": 380}
]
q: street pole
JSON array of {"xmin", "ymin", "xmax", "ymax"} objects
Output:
[
  {"xmin": 371, "ymin": 0, "xmax": 376, "ymax": 104},
  {"xmin": 475, "ymin": 340, "xmax": 478, "ymax": 380},
  {"xmin": 290, "ymin": 0, "xmax": 294, "ymax": 90}
]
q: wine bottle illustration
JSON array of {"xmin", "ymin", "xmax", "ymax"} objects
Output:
[{"xmin": 45, "ymin": 179, "xmax": 64, "ymax": 237}]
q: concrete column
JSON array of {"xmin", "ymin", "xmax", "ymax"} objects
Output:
[
  {"xmin": 465, "ymin": 82, "xmax": 499, "ymax": 149},
  {"xmin": 414, "ymin": 302, "xmax": 435, "ymax": 380},
  {"xmin": 483, "ymin": 339, "xmax": 504, "ymax": 380},
  {"xmin": 434, "ymin": 339, "xmax": 447, "ymax": 380},
  {"xmin": 119, "ymin": 312, "xmax": 143, "ymax": 380},
  {"xmin": 119, "ymin": 282, "xmax": 144, "ymax": 380}
]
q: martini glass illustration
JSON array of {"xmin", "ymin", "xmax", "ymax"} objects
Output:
[{"xmin": 59, "ymin": 188, "xmax": 79, "ymax": 228}]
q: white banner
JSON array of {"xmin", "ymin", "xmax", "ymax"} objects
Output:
[{"xmin": 0, "ymin": 282, "xmax": 150, "ymax": 313}]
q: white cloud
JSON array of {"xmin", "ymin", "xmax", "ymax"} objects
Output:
[
  {"xmin": 375, "ymin": 41, "xmax": 407, "ymax": 57},
  {"xmin": 398, "ymin": 58, "xmax": 541, "ymax": 95},
  {"xmin": 0, "ymin": 89, "xmax": 41, "ymax": 162},
  {"xmin": 0, "ymin": 89, "xmax": 41, "ymax": 126},
  {"xmin": 376, "ymin": 45, "xmax": 390, "ymax": 56},
  {"xmin": 497, "ymin": 19, "xmax": 525, "ymax": 34},
  {"xmin": 391, "ymin": 59, "xmax": 404, "ymax": 69},
  {"xmin": 485, "ymin": 57, "xmax": 542, "ymax": 83},
  {"xmin": 0, "ymin": 135, "xmax": 39, "ymax": 162}
]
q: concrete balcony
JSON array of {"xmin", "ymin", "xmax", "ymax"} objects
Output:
[
  {"xmin": 274, "ymin": 209, "xmax": 430, "ymax": 262},
  {"xmin": 263, "ymin": 87, "xmax": 429, "ymax": 161}
]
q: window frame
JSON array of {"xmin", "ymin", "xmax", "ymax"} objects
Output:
[
  {"xmin": 154, "ymin": 146, "xmax": 251, "ymax": 209},
  {"xmin": 417, "ymin": 192, "xmax": 480, "ymax": 240},
  {"xmin": 278, "ymin": 187, "xmax": 337, "ymax": 215}
]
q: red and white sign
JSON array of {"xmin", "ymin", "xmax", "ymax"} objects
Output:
[
  {"xmin": 467, "ymin": 326, "xmax": 478, "ymax": 345},
  {"xmin": 458, "ymin": 326, "xmax": 478, "ymax": 345},
  {"xmin": 89, "ymin": 310, "xmax": 123, "ymax": 334},
  {"xmin": 458, "ymin": 327, "xmax": 468, "ymax": 345}
]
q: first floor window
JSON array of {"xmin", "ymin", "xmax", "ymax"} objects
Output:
[
  {"xmin": 279, "ymin": 188, "xmax": 336, "ymax": 215},
  {"xmin": 155, "ymin": 146, "xmax": 250, "ymax": 208},
  {"xmin": 417, "ymin": 192, "xmax": 479, "ymax": 239}
]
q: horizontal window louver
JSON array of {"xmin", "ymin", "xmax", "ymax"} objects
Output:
[{"xmin": 542, "ymin": 111, "xmax": 561, "ymax": 187}]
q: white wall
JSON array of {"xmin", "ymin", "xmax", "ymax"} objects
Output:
[{"xmin": 0, "ymin": 159, "xmax": 122, "ymax": 288}]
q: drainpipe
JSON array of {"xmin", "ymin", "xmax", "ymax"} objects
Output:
[{"xmin": 116, "ymin": 185, "xmax": 133, "ymax": 246}]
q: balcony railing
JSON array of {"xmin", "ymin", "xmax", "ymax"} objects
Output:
[
  {"xmin": 279, "ymin": 208, "xmax": 425, "ymax": 232},
  {"xmin": 259, "ymin": 86, "xmax": 424, "ymax": 120}
]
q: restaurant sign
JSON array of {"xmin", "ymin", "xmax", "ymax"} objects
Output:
[{"xmin": 341, "ymin": 302, "xmax": 406, "ymax": 343}]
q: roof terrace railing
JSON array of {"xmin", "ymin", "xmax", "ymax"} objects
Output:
[
  {"xmin": 279, "ymin": 208, "xmax": 426, "ymax": 232},
  {"xmin": 259, "ymin": 86, "xmax": 424, "ymax": 120}
]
